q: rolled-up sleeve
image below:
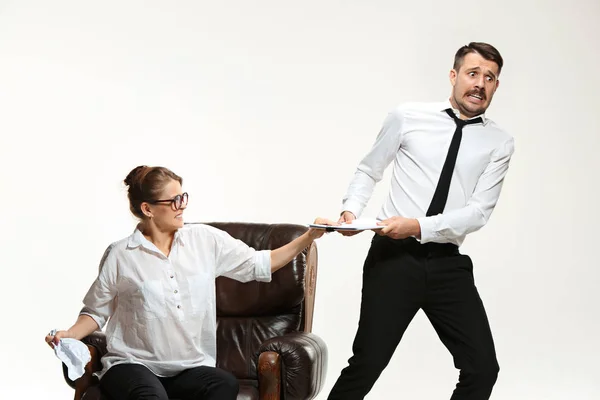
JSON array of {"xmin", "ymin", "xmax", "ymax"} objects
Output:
[
  {"xmin": 79, "ymin": 244, "xmax": 118, "ymax": 329},
  {"xmin": 211, "ymin": 227, "xmax": 272, "ymax": 283}
]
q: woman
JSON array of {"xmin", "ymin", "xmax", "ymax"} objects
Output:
[{"xmin": 45, "ymin": 165, "xmax": 335, "ymax": 400}]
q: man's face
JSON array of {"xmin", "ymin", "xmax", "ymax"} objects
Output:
[{"xmin": 449, "ymin": 52, "xmax": 500, "ymax": 118}]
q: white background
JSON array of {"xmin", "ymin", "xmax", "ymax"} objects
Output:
[{"xmin": 1, "ymin": 1, "xmax": 599, "ymax": 399}]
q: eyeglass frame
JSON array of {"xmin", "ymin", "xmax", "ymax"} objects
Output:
[{"xmin": 146, "ymin": 192, "xmax": 189, "ymax": 211}]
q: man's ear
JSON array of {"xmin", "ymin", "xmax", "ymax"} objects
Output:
[{"xmin": 449, "ymin": 69, "xmax": 457, "ymax": 87}]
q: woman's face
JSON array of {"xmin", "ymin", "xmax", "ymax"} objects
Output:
[{"xmin": 143, "ymin": 179, "xmax": 188, "ymax": 231}]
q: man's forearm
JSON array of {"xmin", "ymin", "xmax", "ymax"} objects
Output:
[
  {"xmin": 417, "ymin": 204, "xmax": 487, "ymax": 244},
  {"xmin": 341, "ymin": 170, "xmax": 378, "ymax": 218}
]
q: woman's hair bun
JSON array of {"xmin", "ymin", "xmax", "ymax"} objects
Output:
[{"xmin": 124, "ymin": 165, "xmax": 150, "ymax": 187}]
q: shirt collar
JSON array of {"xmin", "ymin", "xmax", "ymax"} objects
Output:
[
  {"xmin": 442, "ymin": 99, "xmax": 487, "ymax": 124},
  {"xmin": 127, "ymin": 225, "xmax": 185, "ymax": 250}
]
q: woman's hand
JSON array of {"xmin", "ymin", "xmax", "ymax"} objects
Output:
[
  {"xmin": 271, "ymin": 217, "xmax": 339, "ymax": 273},
  {"xmin": 307, "ymin": 217, "xmax": 339, "ymax": 240},
  {"xmin": 45, "ymin": 329, "xmax": 73, "ymax": 349}
]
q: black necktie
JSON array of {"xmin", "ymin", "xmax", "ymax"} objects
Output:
[{"xmin": 426, "ymin": 109, "xmax": 483, "ymax": 217}]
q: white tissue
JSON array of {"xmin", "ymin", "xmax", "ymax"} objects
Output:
[{"xmin": 54, "ymin": 338, "xmax": 92, "ymax": 380}]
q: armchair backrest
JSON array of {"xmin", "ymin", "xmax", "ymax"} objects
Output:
[{"xmin": 202, "ymin": 222, "xmax": 318, "ymax": 380}]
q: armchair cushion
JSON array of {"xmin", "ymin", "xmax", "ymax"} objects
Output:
[
  {"xmin": 238, "ymin": 384, "xmax": 260, "ymax": 400},
  {"xmin": 216, "ymin": 313, "xmax": 300, "ymax": 379}
]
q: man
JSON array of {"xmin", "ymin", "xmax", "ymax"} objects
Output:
[{"xmin": 328, "ymin": 42, "xmax": 514, "ymax": 400}]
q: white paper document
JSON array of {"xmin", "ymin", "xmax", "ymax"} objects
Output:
[{"xmin": 309, "ymin": 218, "xmax": 385, "ymax": 231}]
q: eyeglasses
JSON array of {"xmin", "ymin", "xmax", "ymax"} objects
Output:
[{"xmin": 148, "ymin": 192, "xmax": 189, "ymax": 211}]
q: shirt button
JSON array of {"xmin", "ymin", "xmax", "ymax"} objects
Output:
[
  {"xmin": 177, "ymin": 305, "xmax": 181, "ymax": 309},
  {"xmin": 174, "ymin": 290, "xmax": 178, "ymax": 294}
]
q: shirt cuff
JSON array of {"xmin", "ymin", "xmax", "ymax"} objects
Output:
[
  {"xmin": 340, "ymin": 199, "xmax": 363, "ymax": 219},
  {"xmin": 416, "ymin": 216, "xmax": 438, "ymax": 244},
  {"xmin": 253, "ymin": 250, "xmax": 272, "ymax": 282}
]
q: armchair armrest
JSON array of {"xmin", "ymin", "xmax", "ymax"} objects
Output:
[
  {"xmin": 62, "ymin": 331, "xmax": 107, "ymax": 400},
  {"xmin": 258, "ymin": 332, "xmax": 327, "ymax": 400}
]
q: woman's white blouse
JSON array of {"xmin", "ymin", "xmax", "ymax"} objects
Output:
[{"xmin": 79, "ymin": 224, "xmax": 272, "ymax": 379}]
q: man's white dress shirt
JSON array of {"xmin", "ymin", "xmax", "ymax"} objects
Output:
[{"xmin": 342, "ymin": 100, "xmax": 514, "ymax": 246}]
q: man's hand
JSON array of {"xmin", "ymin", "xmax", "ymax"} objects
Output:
[
  {"xmin": 337, "ymin": 211, "xmax": 361, "ymax": 236},
  {"xmin": 377, "ymin": 216, "xmax": 421, "ymax": 240}
]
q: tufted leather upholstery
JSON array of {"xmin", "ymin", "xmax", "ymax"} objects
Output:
[{"xmin": 61, "ymin": 222, "xmax": 327, "ymax": 400}]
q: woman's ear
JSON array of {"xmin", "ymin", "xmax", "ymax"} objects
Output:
[{"xmin": 140, "ymin": 202, "xmax": 153, "ymax": 218}]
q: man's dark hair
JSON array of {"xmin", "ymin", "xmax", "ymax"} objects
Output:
[{"xmin": 453, "ymin": 42, "xmax": 503, "ymax": 74}]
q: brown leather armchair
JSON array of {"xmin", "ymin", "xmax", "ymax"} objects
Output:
[{"xmin": 60, "ymin": 222, "xmax": 328, "ymax": 400}]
